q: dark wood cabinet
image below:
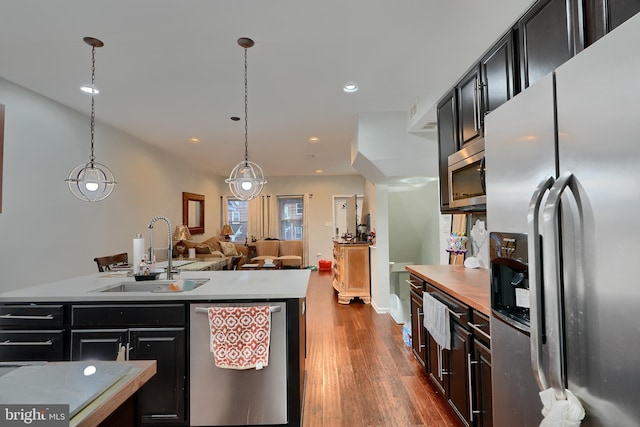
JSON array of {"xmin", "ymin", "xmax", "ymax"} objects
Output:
[
  {"xmin": 473, "ymin": 338, "xmax": 493, "ymax": 427},
  {"xmin": 0, "ymin": 304, "xmax": 68, "ymax": 362},
  {"xmin": 426, "ymin": 333, "xmax": 446, "ymax": 393},
  {"xmin": 480, "ymin": 31, "xmax": 517, "ymax": 117},
  {"xmin": 469, "ymin": 310, "xmax": 492, "ymax": 427},
  {"xmin": 421, "ymin": 284, "xmax": 493, "ymax": 427},
  {"xmin": 424, "ymin": 284, "xmax": 472, "ymax": 426},
  {"xmin": 448, "ymin": 321, "xmax": 472, "ymax": 426},
  {"xmin": 518, "ymin": 0, "xmax": 582, "ymax": 89},
  {"xmin": 71, "ymin": 329, "xmax": 128, "ymax": 360},
  {"xmin": 70, "ymin": 304, "xmax": 187, "ymax": 426},
  {"xmin": 130, "ymin": 328, "xmax": 186, "ymax": 425},
  {"xmin": 437, "ymin": 90, "xmax": 458, "ymax": 213},
  {"xmin": 457, "ymin": 65, "xmax": 483, "ymax": 147},
  {"xmin": 585, "ymin": 0, "xmax": 640, "ymax": 44}
]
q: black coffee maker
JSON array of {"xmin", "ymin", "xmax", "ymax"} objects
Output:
[{"xmin": 356, "ymin": 224, "xmax": 368, "ymax": 242}]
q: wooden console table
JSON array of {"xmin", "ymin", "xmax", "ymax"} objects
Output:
[{"xmin": 332, "ymin": 241, "xmax": 371, "ymax": 304}]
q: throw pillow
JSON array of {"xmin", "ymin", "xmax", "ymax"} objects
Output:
[
  {"xmin": 195, "ymin": 245, "xmax": 213, "ymax": 254},
  {"xmin": 202, "ymin": 236, "xmax": 222, "ymax": 253},
  {"xmin": 220, "ymin": 241, "xmax": 238, "ymax": 256}
]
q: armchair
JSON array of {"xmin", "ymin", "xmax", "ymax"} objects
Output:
[{"xmin": 276, "ymin": 240, "xmax": 303, "ymax": 269}]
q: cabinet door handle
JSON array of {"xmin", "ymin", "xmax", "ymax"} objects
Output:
[
  {"xmin": 417, "ymin": 309, "xmax": 425, "ymax": 350},
  {"xmin": 467, "ymin": 322, "xmax": 491, "ymax": 342},
  {"xmin": 147, "ymin": 415, "xmax": 179, "ymax": 420},
  {"xmin": 425, "ymin": 292, "xmax": 465, "ymax": 318},
  {"xmin": 473, "ymin": 77, "xmax": 481, "ymax": 132},
  {"xmin": 0, "ymin": 339, "xmax": 53, "ymax": 346},
  {"xmin": 438, "ymin": 346, "xmax": 448, "ymax": 378},
  {"xmin": 0, "ymin": 314, "xmax": 54, "ymax": 320},
  {"xmin": 406, "ymin": 279, "xmax": 422, "ymax": 292},
  {"xmin": 467, "ymin": 353, "xmax": 479, "ymax": 422}
]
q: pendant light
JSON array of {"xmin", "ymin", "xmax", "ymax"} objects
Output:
[
  {"xmin": 225, "ymin": 37, "xmax": 266, "ymax": 201},
  {"xmin": 66, "ymin": 36, "xmax": 116, "ymax": 202}
]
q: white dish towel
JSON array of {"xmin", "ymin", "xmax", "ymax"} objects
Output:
[
  {"xmin": 423, "ymin": 292, "xmax": 451, "ymax": 350},
  {"xmin": 539, "ymin": 388, "xmax": 585, "ymax": 427}
]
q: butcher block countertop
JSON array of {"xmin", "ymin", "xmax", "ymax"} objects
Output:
[{"xmin": 405, "ymin": 265, "xmax": 490, "ymax": 315}]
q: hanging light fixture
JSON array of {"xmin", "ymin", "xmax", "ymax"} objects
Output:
[
  {"xmin": 66, "ymin": 36, "xmax": 116, "ymax": 202},
  {"xmin": 225, "ymin": 37, "xmax": 266, "ymax": 201}
]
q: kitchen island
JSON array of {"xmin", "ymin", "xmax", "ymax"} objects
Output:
[{"xmin": 0, "ymin": 270, "xmax": 310, "ymax": 427}]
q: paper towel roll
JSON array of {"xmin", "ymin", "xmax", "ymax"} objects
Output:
[
  {"xmin": 188, "ymin": 248, "xmax": 196, "ymax": 259},
  {"xmin": 133, "ymin": 235, "xmax": 145, "ymax": 269}
]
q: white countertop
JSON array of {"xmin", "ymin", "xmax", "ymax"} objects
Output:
[{"xmin": 0, "ymin": 270, "xmax": 310, "ymax": 302}]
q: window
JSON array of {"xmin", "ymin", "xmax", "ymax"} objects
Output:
[
  {"xmin": 226, "ymin": 198, "xmax": 248, "ymax": 243},
  {"xmin": 279, "ymin": 196, "xmax": 303, "ymax": 240}
]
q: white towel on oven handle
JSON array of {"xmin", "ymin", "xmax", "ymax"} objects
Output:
[{"xmin": 423, "ymin": 291, "xmax": 451, "ymax": 350}]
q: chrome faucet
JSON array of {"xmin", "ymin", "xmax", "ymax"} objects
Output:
[{"xmin": 148, "ymin": 215, "xmax": 174, "ymax": 280}]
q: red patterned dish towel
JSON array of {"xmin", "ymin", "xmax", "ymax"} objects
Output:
[{"xmin": 207, "ymin": 306, "xmax": 271, "ymax": 370}]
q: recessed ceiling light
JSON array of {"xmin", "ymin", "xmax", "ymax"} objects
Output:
[
  {"xmin": 343, "ymin": 83, "xmax": 358, "ymax": 93},
  {"xmin": 308, "ymin": 136, "xmax": 320, "ymax": 143},
  {"xmin": 80, "ymin": 85, "xmax": 99, "ymax": 94},
  {"xmin": 315, "ymin": 169, "xmax": 323, "ymax": 174},
  {"xmin": 189, "ymin": 137, "xmax": 200, "ymax": 144}
]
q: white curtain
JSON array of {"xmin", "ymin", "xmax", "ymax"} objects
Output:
[
  {"xmin": 248, "ymin": 194, "xmax": 278, "ymax": 239},
  {"xmin": 221, "ymin": 195, "xmax": 230, "ymax": 235},
  {"xmin": 303, "ymin": 193, "xmax": 311, "ymax": 267}
]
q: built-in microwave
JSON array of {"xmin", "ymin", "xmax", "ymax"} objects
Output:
[{"xmin": 448, "ymin": 138, "xmax": 486, "ymax": 210}]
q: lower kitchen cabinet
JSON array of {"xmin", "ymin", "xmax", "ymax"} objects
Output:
[
  {"xmin": 469, "ymin": 310, "xmax": 492, "ymax": 427},
  {"xmin": 422, "ymin": 283, "xmax": 492, "ymax": 427},
  {"xmin": 472, "ymin": 338, "xmax": 492, "ymax": 427},
  {"xmin": 71, "ymin": 304, "xmax": 187, "ymax": 425},
  {"xmin": 448, "ymin": 321, "xmax": 472, "ymax": 424},
  {"xmin": 0, "ymin": 304, "xmax": 68, "ymax": 361}
]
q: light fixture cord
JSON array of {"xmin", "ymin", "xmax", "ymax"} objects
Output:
[
  {"xmin": 243, "ymin": 45, "xmax": 249, "ymax": 166},
  {"xmin": 89, "ymin": 44, "xmax": 97, "ymax": 167}
]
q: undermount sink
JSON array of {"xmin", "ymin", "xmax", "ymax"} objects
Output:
[{"xmin": 92, "ymin": 279, "xmax": 209, "ymax": 293}]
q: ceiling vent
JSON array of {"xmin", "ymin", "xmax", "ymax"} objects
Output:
[
  {"xmin": 421, "ymin": 121, "xmax": 437, "ymax": 130},
  {"xmin": 408, "ymin": 97, "xmax": 419, "ymax": 121}
]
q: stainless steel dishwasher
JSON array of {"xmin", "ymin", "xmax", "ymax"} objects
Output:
[{"xmin": 189, "ymin": 302, "xmax": 287, "ymax": 426}]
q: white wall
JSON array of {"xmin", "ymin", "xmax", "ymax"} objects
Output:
[
  {"xmin": 246, "ymin": 175, "xmax": 365, "ymax": 267},
  {"xmin": 388, "ymin": 182, "xmax": 441, "ymax": 265},
  {"xmin": 0, "ymin": 78, "xmax": 223, "ymax": 291}
]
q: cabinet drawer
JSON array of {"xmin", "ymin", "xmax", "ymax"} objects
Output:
[
  {"xmin": 71, "ymin": 304, "xmax": 185, "ymax": 327},
  {"xmin": 469, "ymin": 310, "xmax": 491, "ymax": 348},
  {"xmin": 425, "ymin": 284, "xmax": 470, "ymax": 326},
  {"xmin": 0, "ymin": 305, "xmax": 64, "ymax": 328},
  {"xmin": 0, "ymin": 330, "xmax": 66, "ymax": 361},
  {"xmin": 408, "ymin": 274, "xmax": 425, "ymax": 294}
]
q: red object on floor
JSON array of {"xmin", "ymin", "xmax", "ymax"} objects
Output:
[{"xmin": 318, "ymin": 259, "xmax": 332, "ymax": 271}]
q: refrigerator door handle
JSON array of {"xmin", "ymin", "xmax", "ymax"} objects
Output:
[
  {"xmin": 541, "ymin": 171, "xmax": 578, "ymax": 401},
  {"xmin": 527, "ymin": 175, "xmax": 555, "ymax": 392}
]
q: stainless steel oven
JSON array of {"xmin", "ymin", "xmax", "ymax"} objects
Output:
[{"xmin": 448, "ymin": 138, "xmax": 486, "ymax": 210}]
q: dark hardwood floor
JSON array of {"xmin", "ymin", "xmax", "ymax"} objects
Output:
[{"xmin": 302, "ymin": 271, "xmax": 460, "ymax": 426}]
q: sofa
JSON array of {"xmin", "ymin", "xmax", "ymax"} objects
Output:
[{"xmin": 180, "ymin": 236, "xmax": 249, "ymax": 269}]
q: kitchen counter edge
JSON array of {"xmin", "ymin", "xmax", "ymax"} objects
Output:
[
  {"xmin": 405, "ymin": 265, "xmax": 490, "ymax": 316},
  {"xmin": 0, "ymin": 270, "xmax": 310, "ymax": 303}
]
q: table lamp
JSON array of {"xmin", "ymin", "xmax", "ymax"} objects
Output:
[
  {"xmin": 173, "ymin": 225, "xmax": 192, "ymax": 259},
  {"xmin": 221, "ymin": 224, "xmax": 233, "ymax": 242}
]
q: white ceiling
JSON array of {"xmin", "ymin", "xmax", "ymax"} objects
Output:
[{"xmin": 0, "ymin": 0, "xmax": 534, "ymax": 180}]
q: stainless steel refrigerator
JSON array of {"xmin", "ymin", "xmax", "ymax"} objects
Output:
[{"xmin": 486, "ymin": 12, "xmax": 640, "ymax": 427}]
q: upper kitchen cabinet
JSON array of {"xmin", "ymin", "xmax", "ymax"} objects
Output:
[
  {"xmin": 457, "ymin": 65, "xmax": 483, "ymax": 146},
  {"xmin": 480, "ymin": 31, "xmax": 517, "ymax": 117},
  {"xmin": 437, "ymin": 90, "xmax": 459, "ymax": 213},
  {"xmin": 518, "ymin": 0, "xmax": 583, "ymax": 89},
  {"xmin": 584, "ymin": 0, "xmax": 640, "ymax": 45}
]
